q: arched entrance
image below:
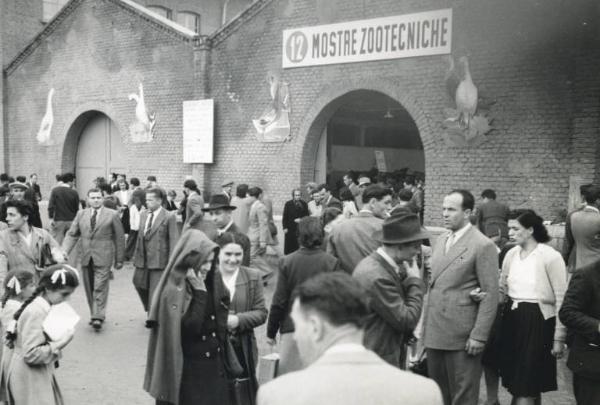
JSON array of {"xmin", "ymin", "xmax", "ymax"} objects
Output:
[
  {"xmin": 74, "ymin": 112, "xmax": 126, "ymax": 191},
  {"xmin": 312, "ymin": 90, "xmax": 424, "ymax": 191}
]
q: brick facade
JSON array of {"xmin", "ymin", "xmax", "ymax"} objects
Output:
[{"xmin": 3, "ymin": 0, "xmax": 600, "ymax": 225}]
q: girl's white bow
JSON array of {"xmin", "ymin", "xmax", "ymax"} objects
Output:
[
  {"xmin": 50, "ymin": 269, "xmax": 68, "ymax": 285},
  {"xmin": 6, "ymin": 277, "xmax": 21, "ymax": 294}
]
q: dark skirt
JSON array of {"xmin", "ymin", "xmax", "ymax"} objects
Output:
[{"xmin": 499, "ymin": 300, "xmax": 557, "ymax": 397}]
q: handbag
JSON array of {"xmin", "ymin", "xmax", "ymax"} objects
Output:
[
  {"xmin": 229, "ymin": 377, "xmax": 254, "ymax": 405},
  {"xmin": 223, "ymin": 335, "xmax": 245, "ymax": 378},
  {"xmin": 223, "ymin": 334, "xmax": 254, "ymax": 405},
  {"xmin": 408, "ymin": 349, "xmax": 428, "ymax": 377}
]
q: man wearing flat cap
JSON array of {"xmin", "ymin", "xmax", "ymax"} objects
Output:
[
  {"xmin": 0, "ymin": 182, "xmax": 41, "ymax": 227},
  {"xmin": 353, "ymin": 212, "xmax": 429, "ymax": 369},
  {"xmin": 203, "ymin": 194, "xmax": 251, "ymax": 266},
  {"xmin": 221, "ymin": 180, "xmax": 234, "ymax": 203}
]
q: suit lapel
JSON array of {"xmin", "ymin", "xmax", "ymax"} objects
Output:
[
  {"xmin": 145, "ymin": 209, "xmax": 166, "ymax": 239},
  {"xmin": 431, "ymin": 229, "xmax": 471, "ymax": 283}
]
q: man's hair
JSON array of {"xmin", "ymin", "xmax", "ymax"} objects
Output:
[
  {"xmin": 294, "ymin": 273, "xmax": 369, "ymax": 329},
  {"xmin": 147, "ymin": 175, "xmax": 157, "ymax": 182},
  {"xmin": 448, "ymin": 189, "xmax": 475, "ymax": 211},
  {"xmin": 146, "ymin": 187, "xmax": 165, "ymax": 201},
  {"xmin": 316, "ymin": 183, "xmax": 331, "ymax": 193},
  {"xmin": 248, "ymin": 187, "xmax": 263, "ymax": 198},
  {"xmin": 321, "ymin": 207, "xmax": 342, "ymax": 227},
  {"xmin": 481, "ymin": 189, "xmax": 497, "ymax": 200},
  {"xmin": 15, "ymin": 176, "xmax": 26, "ymax": 183},
  {"xmin": 130, "ymin": 177, "xmax": 140, "ymax": 187},
  {"xmin": 55, "ymin": 174, "xmax": 62, "ymax": 182},
  {"xmin": 0, "ymin": 174, "xmax": 9, "ymax": 182},
  {"xmin": 4, "ymin": 200, "xmax": 33, "ymax": 225},
  {"xmin": 87, "ymin": 188, "xmax": 102, "ymax": 196},
  {"xmin": 236, "ymin": 184, "xmax": 249, "ymax": 198},
  {"xmin": 362, "ymin": 185, "xmax": 392, "ymax": 204},
  {"xmin": 398, "ymin": 188, "xmax": 413, "ymax": 202},
  {"xmin": 183, "ymin": 179, "xmax": 199, "ymax": 191},
  {"xmin": 61, "ymin": 173, "xmax": 75, "ymax": 183},
  {"xmin": 343, "ymin": 172, "xmax": 356, "ymax": 182},
  {"xmin": 404, "ymin": 175, "xmax": 416, "ymax": 186},
  {"xmin": 298, "ymin": 217, "xmax": 324, "ymax": 248},
  {"xmin": 29, "ymin": 173, "xmax": 37, "ymax": 178},
  {"xmin": 584, "ymin": 185, "xmax": 600, "ymax": 204}
]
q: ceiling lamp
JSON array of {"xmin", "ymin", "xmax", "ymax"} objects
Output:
[{"xmin": 383, "ymin": 108, "xmax": 394, "ymax": 119}]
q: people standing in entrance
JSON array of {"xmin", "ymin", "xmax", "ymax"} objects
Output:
[
  {"xmin": 498, "ymin": 211, "xmax": 566, "ymax": 405},
  {"xmin": 26, "ymin": 174, "xmax": 42, "ymax": 202},
  {"xmin": 353, "ymin": 212, "xmax": 429, "ymax": 369},
  {"xmin": 6, "ymin": 264, "xmax": 79, "ymax": 405},
  {"xmin": 0, "ymin": 200, "xmax": 65, "ymax": 281},
  {"xmin": 306, "ymin": 183, "xmax": 322, "ymax": 217},
  {"xmin": 247, "ymin": 187, "xmax": 274, "ymax": 282},
  {"xmin": 355, "ymin": 176, "xmax": 372, "ymax": 211},
  {"xmin": 343, "ymin": 172, "xmax": 360, "ymax": 200},
  {"xmin": 202, "ymin": 194, "xmax": 251, "ymax": 266},
  {"xmin": 221, "ymin": 180, "xmax": 234, "ymax": 203},
  {"xmin": 257, "ymin": 273, "xmax": 443, "ymax": 405},
  {"xmin": 62, "ymin": 188, "xmax": 125, "ymax": 331},
  {"xmin": 48, "ymin": 173, "xmax": 80, "ymax": 245},
  {"xmin": 267, "ymin": 217, "xmax": 339, "ymax": 375},
  {"xmin": 327, "ymin": 185, "xmax": 392, "ymax": 273},
  {"xmin": 424, "ymin": 189, "xmax": 499, "ymax": 405},
  {"xmin": 559, "ymin": 257, "xmax": 600, "ymax": 404},
  {"xmin": 231, "ymin": 184, "xmax": 251, "ymax": 234},
  {"xmin": 282, "ymin": 188, "xmax": 309, "ymax": 254},
  {"xmin": 145, "ymin": 230, "xmax": 231, "ymax": 405},
  {"xmin": 339, "ymin": 188, "xmax": 358, "ymax": 219},
  {"xmin": 317, "ymin": 184, "xmax": 342, "ymax": 210},
  {"xmin": 403, "ymin": 176, "xmax": 424, "ymax": 221},
  {"xmin": 217, "ymin": 232, "xmax": 267, "ymax": 401},
  {"xmin": 132, "ymin": 188, "xmax": 179, "ymax": 312}
]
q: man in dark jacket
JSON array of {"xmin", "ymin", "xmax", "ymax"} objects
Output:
[
  {"xmin": 559, "ymin": 262, "xmax": 600, "ymax": 404},
  {"xmin": 47, "ymin": 173, "xmax": 80, "ymax": 244},
  {"xmin": 353, "ymin": 212, "xmax": 429, "ymax": 369}
]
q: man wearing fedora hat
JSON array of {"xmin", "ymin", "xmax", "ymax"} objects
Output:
[
  {"xmin": 203, "ymin": 194, "xmax": 251, "ymax": 266},
  {"xmin": 353, "ymin": 212, "xmax": 429, "ymax": 369}
]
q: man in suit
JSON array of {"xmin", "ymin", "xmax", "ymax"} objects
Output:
[
  {"xmin": 559, "ymin": 261, "xmax": 600, "ymax": 404},
  {"xmin": 132, "ymin": 188, "xmax": 179, "ymax": 312},
  {"xmin": 202, "ymin": 194, "xmax": 251, "ymax": 266},
  {"xmin": 343, "ymin": 172, "xmax": 360, "ymax": 199},
  {"xmin": 48, "ymin": 172, "xmax": 80, "ymax": 244},
  {"xmin": 475, "ymin": 189, "xmax": 509, "ymax": 242},
  {"xmin": 327, "ymin": 185, "xmax": 392, "ymax": 273},
  {"xmin": 257, "ymin": 272, "xmax": 442, "ymax": 405},
  {"xmin": 563, "ymin": 184, "xmax": 591, "ymax": 272},
  {"xmin": 566, "ymin": 185, "xmax": 600, "ymax": 272},
  {"xmin": 247, "ymin": 186, "xmax": 274, "ymax": 281},
  {"xmin": 317, "ymin": 183, "xmax": 342, "ymax": 210},
  {"xmin": 353, "ymin": 212, "xmax": 429, "ymax": 369},
  {"xmin": 183, "ymin": 179, "xmax": 204, "ymax": 227},
  {"xmin": 424, "ymin": 189, "xmax": 499, "ymax": 405},
  {"xmin": 63, "ymin": 188, "xmax": 125, "ymax": 331}
]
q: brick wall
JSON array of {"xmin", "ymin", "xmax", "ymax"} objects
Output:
[
  {"xmin": 4, "ymin": 0, "xmax": 197, "ymax": 199},
  {"xmin": 1, "ymin": 0, "xmax": 44, "ymax": 63},
  {"xmin": 206, "ymin": 0, "xmax": 600, "ymax": 223}
]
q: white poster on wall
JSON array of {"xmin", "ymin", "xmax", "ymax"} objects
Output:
[{"xmin": 183, "ymin": 99, "xmax": 214, "ymax": 163}]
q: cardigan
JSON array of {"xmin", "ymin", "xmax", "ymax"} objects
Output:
[{"xmin": 500, "ymin": 243, "xmax": 568, "ymax": 341}]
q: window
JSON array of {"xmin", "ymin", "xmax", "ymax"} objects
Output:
[
  {"xmin": 176, "ymin": 11, "xmax": 201, "ymax": 34},
  {"xmin": 42, "ymin": 0, "xmax": 69, "ymax": 22},
  {"xmin": 146, "ymin": 5, "xmax": 172, "ymax": 20}
]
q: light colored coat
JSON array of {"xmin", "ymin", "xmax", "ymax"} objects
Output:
[
  {"xmin": 231, "ymin": 196, "xmax": 252, "ymax": 234},
  {"xmin": 133, "ymin": 209, "xmax": 179, "ymax": 269},
  {"xmin": 257, "ymin": 348, "xmax": 443, "ymax": 405},
  {"xmin": 7, "ymin": 297, "xmax": 65, "ymax": 405},
  {"xmin": 184, "ymin": 192, "xmax": 204, "ymax": 226},
  {"xmin": 248, "ymin": 200, "xmax": 272, "ymax": 246},
  {"xmin": 569, "ymin": 206, "xmax": 600, "ymax": 270},
  {"xmin": 62, "ymin": 207, "xmax": 125, "ymax": 267},
  {"xmin": 424, "ymin": 226, "xmax": 499, "ymax": 350}
]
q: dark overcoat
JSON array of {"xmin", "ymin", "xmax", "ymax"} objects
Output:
[{"xmin": 281, "ymin": 199, "xmax": 309, "ymax": 254}]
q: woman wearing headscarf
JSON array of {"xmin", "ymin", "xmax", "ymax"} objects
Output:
[
  {"xmin": 144, "ymin": 230, "xmax": 231, "ymax": 405},
  {"xmin": 281, "ymin": 188, "xmax": 309, "ymax": 254},
  {"xmin": 217, "ymin": 232, "xmax": 267, "ymax": 399}
]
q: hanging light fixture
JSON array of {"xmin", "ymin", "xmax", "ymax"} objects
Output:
[{"xmin": 383, "ymin": 107, "xmax": 394, "ymax": 119}]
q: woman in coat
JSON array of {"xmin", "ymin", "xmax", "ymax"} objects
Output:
[
  {"xmin": 281, "ymin": 188, "xmax": 309, "ymax": 254},
  {"xmin": 145, "ymin": 230, "xmax": 231, "ymax": 405},
  {"xmin": 216, "ymin": 232, "xmax": 267, "ymax": 398},
  {"xmin": 498, "ymin": 210, "xmax": 567, "ymax": 405}
]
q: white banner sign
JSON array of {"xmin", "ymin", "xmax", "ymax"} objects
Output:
[
  {"xmin": 183, "ymin": 99, "xmax": 214, "ymax": 163},
  {"xmin": 282, "ymin": 9, "xmax": 452, "ymax": 68}
]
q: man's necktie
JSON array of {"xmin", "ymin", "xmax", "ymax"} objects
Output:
[
  {"xmin": 145, "ymin": 211, "xmax": 154, "ymax": 234},
  {"xmin": 90, "ymin": 209, "xmax": 97, "ymax": 232},
  {"xmin": 445, "ymin": 233, "xmax": 455, "ymax": 254}
]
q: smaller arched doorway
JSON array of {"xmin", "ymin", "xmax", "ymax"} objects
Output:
[
  {"xmin": 314, "ymin": 90, "xmax": 424, "ymax": 190},
  {"xmin": 75, "ymin": 112, "xmax": 126, "ymax": 191}
]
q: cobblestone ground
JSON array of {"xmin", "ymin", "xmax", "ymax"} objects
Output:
[{"xmin": 57, "ymin": 258, "xmax": 575, "ymax": 405}]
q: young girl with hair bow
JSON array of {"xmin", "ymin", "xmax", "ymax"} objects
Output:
[{"xmin": 5, "ymin": 264, "xmax": 79, "ymax": 405}]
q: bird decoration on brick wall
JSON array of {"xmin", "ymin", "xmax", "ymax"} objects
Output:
[
  {"xmin": 442, "ymin": 55, "xmax": 495, "ymax": 146},
  {"xmin": 252, "ymin": 73, "xmax": 291, "ymax": 142},
  {"xmin": 128, "ymin": 83, "xmax": 156, "ymax": 143},
  {"xmin": 36, "ymin": 88, "xmax": 55, "ymax": 145}
]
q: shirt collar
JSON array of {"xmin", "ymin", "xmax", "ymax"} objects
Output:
[
  {"xmin": 324, "ymin": 343, "xmax": 367, "ymax": 355},
  {"xmin": 376, "ymin": 247, "xmax": 400, "ymax": 272},
  {"xmin": 585, "ymin": 205, "xmax": 600, "ymax": 213},
  {"xmin": 450, "ymin": 222, "xmax": 472, "ymax": 242},
  {"xmin": 149, "ymin": 206, "xmax": 162, "ymax": 216}
]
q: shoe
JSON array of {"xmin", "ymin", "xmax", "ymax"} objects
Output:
[{"xmin": 91, "ymin": 319, "xmax": 103, "ymax": 331}]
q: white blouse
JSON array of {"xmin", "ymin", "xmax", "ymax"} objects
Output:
[{"xmin": 507, "ymin": 249, "xmax": 539, "ymax": 304}]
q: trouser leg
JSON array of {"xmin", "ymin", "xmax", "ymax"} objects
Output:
[
  {"xmin": 446, "ymin": 349, "xmax": 483, "ymax": 405},
  {"xmin": 132, "ymin": 267, "xmax": 149, "ymax": 311},
  {"xmin": 427, "ymin": 349, "xmax": 452, "ymax": 405},
  {"xmin": 92, "ymin": 264, "xmax": 112, "ymax": 320},
  {"xmin": 81, "ymin": 259, "xmax": 95, "ymax": 317}
]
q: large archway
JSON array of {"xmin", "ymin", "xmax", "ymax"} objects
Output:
[
  {"xmin": 306, "ymin": 89, "xmax": 424, "ymax": 194},
  {"xmin": 63, "ymin": 111, "xmax": 126, "ymax": 191}
]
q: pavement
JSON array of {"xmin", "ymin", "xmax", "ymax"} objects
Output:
[{"xmin": 55, "ymin": 259, "xmax": 575, "ymax": 405}]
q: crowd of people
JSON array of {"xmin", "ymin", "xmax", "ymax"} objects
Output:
[{"xmin": 0, "ymin": 168, "xmax": 597, "ymax": 405}]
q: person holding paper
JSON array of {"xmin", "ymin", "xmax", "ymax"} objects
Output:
[{"xmin": 5, "ymin": 264, "xmax": 79, "ymax": 405}]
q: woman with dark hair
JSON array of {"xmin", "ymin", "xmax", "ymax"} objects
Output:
[
  {"xmin": 498, "ymin": 210, "xmax": 567, "ymax": 405},
  {"xmin": 266, "ymin": 216, "xmax": 339, "ymax": 374},
  {"xmin": 340, "ymin": 187, "xmax": 358, "ymax": 219},
  {"xmin": 144, "ymin": 230, "xmax": 231, "ymax": 405},
  {"xmin": 216, "ymin": 232, "xmax": 267, "ymax": 400},
  {"xmin": 6, "ymin": 264, "xmax": 80, "ymax": 405},
  {"xmin": 282, "ymin": 188, "xmax": 309, "ymax": 254}
]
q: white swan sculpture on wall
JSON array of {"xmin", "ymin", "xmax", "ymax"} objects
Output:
[
  {"xmin": 128, "ymin": 83, "xmax": 156, "ymax": 143},
  {"xmin": 36, "ymin": 88, "xmax": 55, "ymax": 144}
]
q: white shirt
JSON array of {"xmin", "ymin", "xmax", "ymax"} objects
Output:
[
  {"xmin": 129, "ymin": 204, "xmax": 141, "ymax": 231},
  {"xmin": 324, "ymin": 343, "xmax": 367, "ymax": 355},
  {"xmin": 222, "ymin": 269, "xmax": 239, "ymax": 301},
  {"xmin": 144, "ymin": 207, "xmax": 162, "ymax": 233},
  {"xmin": 507, "ymin": 247, "xmax": 540, "ymax": 305},
  {"xmin": 376, "ymin": 247, "xmax": 400, "ymax": 274},
  {"xmin": 446, "ymin": 223, "xmax": 472, "ymax": 252},
  {"xmin": 308, "ymin": 200, "xmax": 322, "ymax": 217}
]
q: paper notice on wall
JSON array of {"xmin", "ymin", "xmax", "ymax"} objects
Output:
[
  {"xmin": 183, "ymin": 99, "xmax": 214, "ymax": 163},
  {"xmin": 374, "ymin": 150, "xmax": 388, "ymax": 173}
]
